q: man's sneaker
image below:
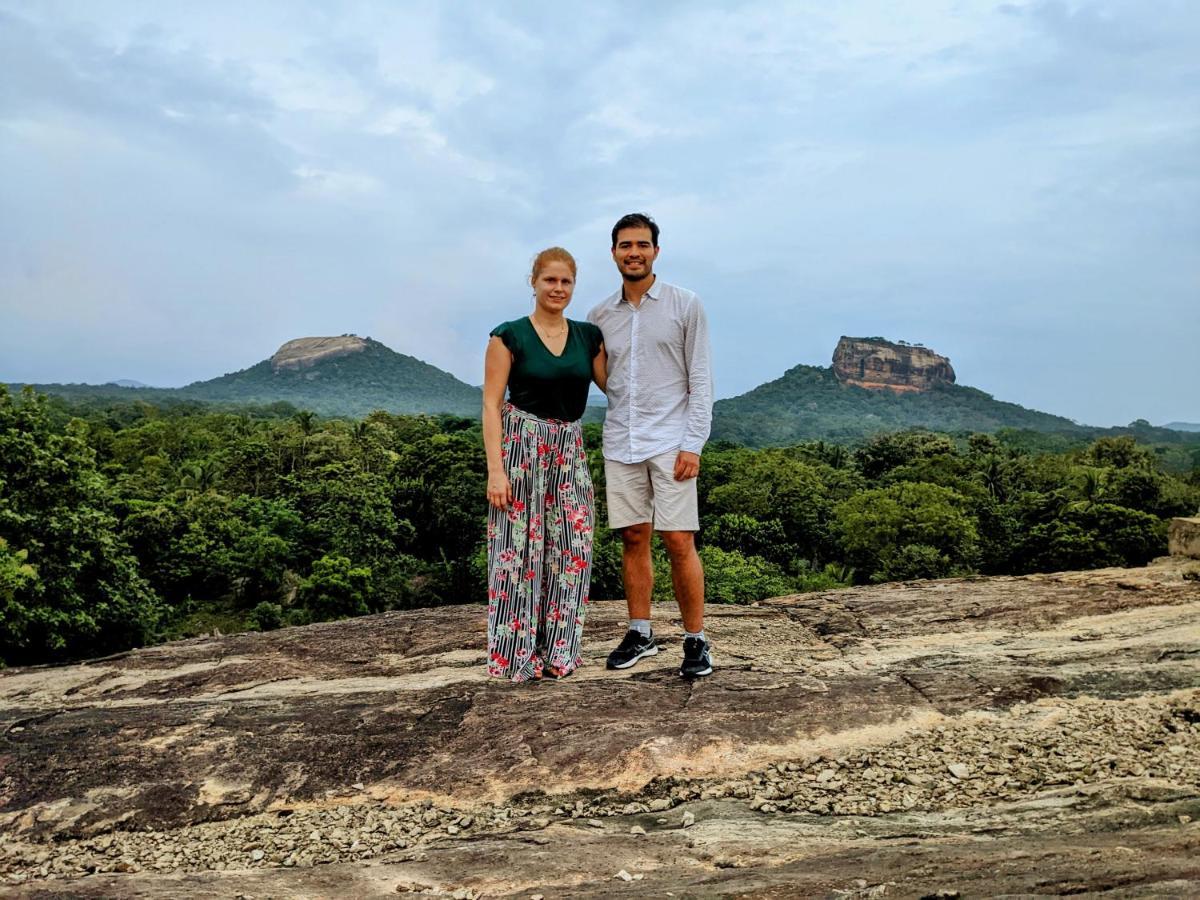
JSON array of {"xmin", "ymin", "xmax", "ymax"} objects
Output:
[
  {"xmin": 680, "ymin": 636, "xmax": 713, "ymax": 678},
  {"xmin": 606, "ymin": 629, "xmax": 659, "ymax": 670}
]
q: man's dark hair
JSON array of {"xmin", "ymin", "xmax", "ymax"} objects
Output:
[{"xmin": 611, "ymin": 213, "xmax": 659, "ymax": 248}]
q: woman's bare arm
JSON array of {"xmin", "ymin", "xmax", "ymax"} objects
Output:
[
  {"xmin": 482, "ymin": 336, "xmax": 513, "ymax": 509},
  {"xmin": 592, "ymin": 341, "xmax": 608, "ymax": 394}
]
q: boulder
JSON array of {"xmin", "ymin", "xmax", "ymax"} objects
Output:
[{"xmin": 1169, "ymin": 517, "xmax": 1200, "ymax": 559}]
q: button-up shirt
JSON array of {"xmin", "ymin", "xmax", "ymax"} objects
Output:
[{"xmin": 587, "ymin": 279, "xmax": 713, "ymax": 464}]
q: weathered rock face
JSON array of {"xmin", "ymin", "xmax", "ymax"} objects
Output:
[
  {"xmin": 270, "ymin": 336, "xmax": 368, "ymax": 373},
  {"xmin": 832, "ymin": 336, "xmax": 956, "ymax": 393},
  {"xmin": 1170, "ymin": 517, "xmax": 1200, "ymax": 559},
  {"xmin": 1, "ymin": 559, "xmax": 1198, "ymax": 897}
]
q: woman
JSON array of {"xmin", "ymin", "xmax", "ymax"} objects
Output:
[{"xmin": 482, "ymin": 247, "xmax": 606, "ymax": 682}]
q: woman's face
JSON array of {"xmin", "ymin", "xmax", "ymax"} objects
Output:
[{"xmin": 533, "ymin": 261, "xmax": 575, "ymax": 314}]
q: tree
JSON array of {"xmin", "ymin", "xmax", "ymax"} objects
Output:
[
  {"xmin": 707, "ymin": 450, "xmax": 855, "ymax": 563},
  {"xmin": 705, "ymin": 513, "xmax": 796, "ymax": 568},
  {"xmin": 1020, "ymin": 503, "xmax": 1163, "ymax": 572},
  {"xmin": 289, "ymin": 463, "xmax": 407, "ymax": 567},
  {"xmin": 698, "ymin": 547, "xmax": 795, "ymax": 603},
  {"xmin": 854, "ymin": 431, "xmax": 956, "ymax": 481},
  {"xmin": 298, "ymin": 555, "xmax": 373, "ymax": 620},
  {"xmin": 1086, "ymin": 436, "xmax": 1153, "ymax": 470},
  {"xmin": 833, "ymin": 481, "xmax": 978, "ymax": 583},
  {"xmin": 0, "ymin": 388, "xmax": 161, "ymax": 665}
]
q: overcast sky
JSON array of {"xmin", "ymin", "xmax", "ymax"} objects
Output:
[{"xmin": 1, "ymin": 1, "xmax": 1197, "ymax": 427}]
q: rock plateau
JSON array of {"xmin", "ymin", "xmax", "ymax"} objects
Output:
[
  {"xmin": 270, "ymin": 336, "xmax": 368, "ymax": 373},
  {"xmin": 832, "ymin": 337, "xmax": 956, "ymax": 393},
  {"xmin": 1, "ymin": 558, "xmax": 1198, "ymax": 897}
]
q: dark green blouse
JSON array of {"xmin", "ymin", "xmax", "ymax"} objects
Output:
[{"xmin": 491, "ymin": 317, "xmax": 603, "ymax": 422}]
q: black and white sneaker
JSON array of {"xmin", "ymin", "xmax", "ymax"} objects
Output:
[
  {"xmin": 606, "ymin": 629, "xmax": 659, "ymax": 670},
  {"xmin": 680, "ymin": 636, "xmax": 713, "ymax": 678}
]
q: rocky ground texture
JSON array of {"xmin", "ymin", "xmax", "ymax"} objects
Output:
[{"xmin": 1, "ymin": 558, "xmax": 1198, "ymax": 897}]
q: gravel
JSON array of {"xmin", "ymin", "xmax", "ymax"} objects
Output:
[{"xmin": 2, "ymin": 693, "xmax": 1196, "ymax": 886}]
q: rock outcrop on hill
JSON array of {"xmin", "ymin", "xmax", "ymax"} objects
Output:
[
  {"xmin": 2, "ymin": 559, "xmax": 1198, "ymax": 897},
  {"xmin": 270, "ymin": 336, "xmax": 369, "ymax": 372},
  {"xmin": 832, "ymin": 336, "xmax": 956, "ymax": 393},
  {"xmin": 171, "ymin": 336, "xmax": 482, "ymax": 416}
]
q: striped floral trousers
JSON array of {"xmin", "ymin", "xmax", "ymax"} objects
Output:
[{"xmin": 486, "ymin": 403, "xmax": 594, "ymax": 682}]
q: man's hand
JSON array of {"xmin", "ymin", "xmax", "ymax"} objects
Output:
[{"xmin": 673, "ymin": 450, "xmax": 701, "ymax": 481}]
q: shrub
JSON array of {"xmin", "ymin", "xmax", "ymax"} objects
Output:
[
  {"xmin": 298, "ymin": 555, "xmax": 373, "ymax": 620},
  {"xmin": 697, "ymin": 546, "xmax": 795, "ymax": 604},
  {"xmin": 249, "ymin": 601, "xmax": 284, "ymax": 632}
]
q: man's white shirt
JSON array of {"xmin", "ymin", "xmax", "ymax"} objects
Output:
[{"xmin": 587, "ymin": 279, "xmax": 713, "ymax": 464}]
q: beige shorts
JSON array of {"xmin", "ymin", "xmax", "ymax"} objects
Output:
[{"xmin": 604, "ymin": 450, "xmax": 699, "ymax": 532}]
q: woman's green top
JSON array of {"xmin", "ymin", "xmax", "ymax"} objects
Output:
[{"xmin": 490, "ymin": 317, "xmax": 603, "ymax": 422}]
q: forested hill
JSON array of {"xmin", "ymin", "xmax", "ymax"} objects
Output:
[
  {"xmin": 8, "ymin": 338, "xmax": 482, "ymax": 418},
  {"xmin": 176, "ymin": 338, "xmax": 480, "ymax": 416},
  {"xmin": 711, "ymin": 363, "xmax": 1090, "ymax": 446}
]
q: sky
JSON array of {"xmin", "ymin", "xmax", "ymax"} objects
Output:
[{"xmin": 1, "ymin": 0, "xmax": 1197, "ymax": 427}]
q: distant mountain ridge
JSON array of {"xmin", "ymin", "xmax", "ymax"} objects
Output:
[
  {"xmin": 9, "ymin": 336, "xmax": 481, "ymax": 418},
  {"xmin": 8, "ymin": 336, "xmax": 1196, "ymax": 447},
  {"xmin": 1164, "ymin": 422, "xmax": 1200, "ymax": 433}
]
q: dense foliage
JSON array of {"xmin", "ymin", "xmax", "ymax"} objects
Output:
[{"xmin": 1, "ymin": 387, "xmax": 1196, "ymax": 667}]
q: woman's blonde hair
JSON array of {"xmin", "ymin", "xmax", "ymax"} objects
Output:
[{"xmin": 530, "ymin": 247, "xmax": 577, "ymax": 284}]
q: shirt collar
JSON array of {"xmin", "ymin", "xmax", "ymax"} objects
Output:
[{"xmin": 616, "ymin": 276, "xmax": 660, "ymax": 305}]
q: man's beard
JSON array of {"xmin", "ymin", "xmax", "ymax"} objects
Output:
[{"xmin": 620, "ymin": 265, "xmax": 653, "ymax": 283}]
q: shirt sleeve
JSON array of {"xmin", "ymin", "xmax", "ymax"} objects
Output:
[
  {"xmin": 489, "ymin": 321, "xmax": 518, "ymax": 355},
  {"xmin": 587, "ymin": 322, "xmax": 603, "ymax": 358},
  {"xmin": 680, "ymin": 297, "xmax": 713, "ymax": 455}
]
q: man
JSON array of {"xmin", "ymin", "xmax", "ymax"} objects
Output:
[{"xmin": 587, "ymin": 213, "xmax": 714, "ymax": 678}]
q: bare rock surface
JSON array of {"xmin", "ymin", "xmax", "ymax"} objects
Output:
[
  {"xmin": 831, "ymin": 337, "xmax": 956, "ymax": 393},
  {"xmin": 270, "ymin": 336, "xmax": 368, "ymax": 372},
  {"xmin": 2, "ymin": 558, "xmax": 1198, "ymax": 897}
]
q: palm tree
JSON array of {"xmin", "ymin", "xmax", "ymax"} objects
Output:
[
  {"xmin": 178, "ymin": 459, "xmax": 221, "ymax": 497},
  {"xmin": 1076, "ymin": 468, "xmax": 1105, "ymax": 508},
  {"xmin": 977, "ymin": 454, "xmax": 1005, "ymax": 501},
  {"xmin": 351, "ymin": 420, "xmax": 378, "ymax": 473},
  {"xmin": 294, "ymin": 410, "xmax": 317, "ymax": 437},
  {"xmin": 292, "ymin": 411, "xmax": 318, "ymax": 473}
]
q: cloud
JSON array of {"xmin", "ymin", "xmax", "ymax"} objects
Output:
[{"xmin": 0, "ymin": 1, "xmax": 1196, "ymax": 425}]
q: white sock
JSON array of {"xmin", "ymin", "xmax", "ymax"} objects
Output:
[
  {"xmin": 685, "ymin": 629, "xmax": 706, "ymax": 643},
  {"xmin": 630, "ymin": 619, "xmax": 652, "ymax": 637}
]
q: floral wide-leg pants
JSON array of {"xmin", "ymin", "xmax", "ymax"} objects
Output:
[{"xmin": 486, "ymin": 403, "xmax": 594, "ymax": 682}]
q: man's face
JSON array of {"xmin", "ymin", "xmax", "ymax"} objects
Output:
[{"xmin": 612, "ymin": 226, "xmax": 659, "ymax": 282}]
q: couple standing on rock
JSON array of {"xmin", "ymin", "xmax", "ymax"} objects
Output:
[{"xmin": 482, "ymin": 213, "xmax": 714, "ymax": 684}]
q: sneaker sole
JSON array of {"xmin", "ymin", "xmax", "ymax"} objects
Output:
[
  {"xmin": 680, "ymin": 665, "xmax": 713, "ymax": 678},
  {"xmin": 606, "ymin": 644, "xmax": 659, "ymax": 670}
]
